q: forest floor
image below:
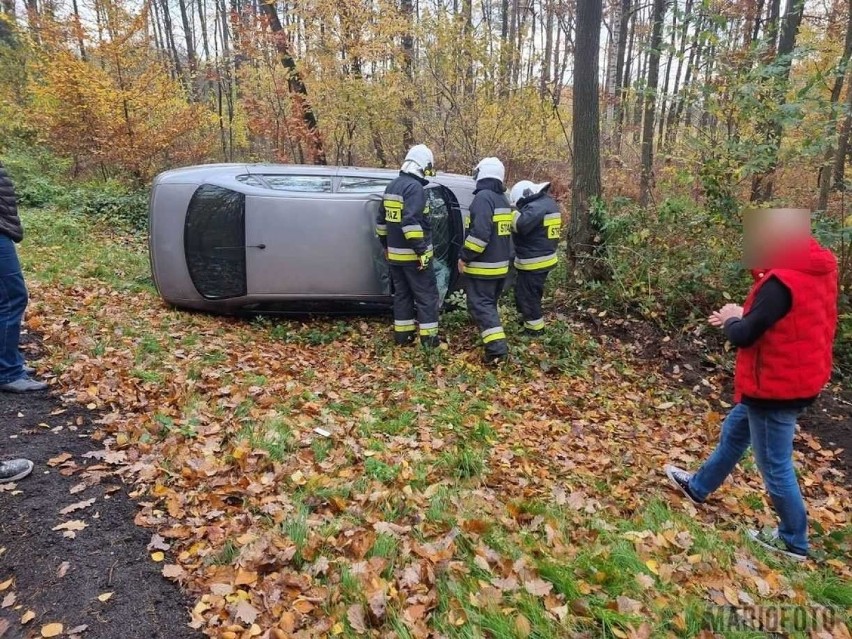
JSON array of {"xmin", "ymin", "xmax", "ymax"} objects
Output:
[{"xmin": 0, "ymin": 209, "xmax": 849, "ymax": 639}]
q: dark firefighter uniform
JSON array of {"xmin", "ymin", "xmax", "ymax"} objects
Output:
[
  {"xmin": 512, "ymin": 189, "xmax": 561, "ymax": 333},
  {"xmin": 376, "ymin": 172, "xmax": 440, "ymax": 346},
  {"xmin": 460, "ymin": 177, "xmax": 513, "ymax": 360}
]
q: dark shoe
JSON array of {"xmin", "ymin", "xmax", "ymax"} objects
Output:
[
  {"xmin": 483, "ymin": 353, "xmax": 509, "ymax": 367},
  {"xmin": 0, "ymin": 377, "xmax": 49, "ymax": 393},
  {"xmin": 522, "ymin": 328, "xmax": 544, "ymax": 338},
  {"xmin": 747, "ymin": 528, "xmax": 807, "ymax": 562},
  {"xmin": 394, "ymin": 334, "xmax": 416, "ymax": 347},
  {"xmin": 664, "ymin": 464, "xmax": 703, "ymax": 504},
  {"xmin": 0, "ymin": 459, "xmax": 34, "ymax": 482}
]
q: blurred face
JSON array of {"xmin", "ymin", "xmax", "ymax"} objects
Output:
[{"xmin": 743, "ymin": 208, "xmax": 810, "ymax": 268}]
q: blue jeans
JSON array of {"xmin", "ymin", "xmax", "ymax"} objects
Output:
[
  {"xmin": 0, "ymin": 234, "xmax": 27, "ymax": 384},
  {"xmin": 689, "ymin": 402, "xmax": 808, "ymax": 555}
]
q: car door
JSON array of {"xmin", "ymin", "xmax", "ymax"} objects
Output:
[{"xmin": 243, "ymin": 175, "xmax": 385, "ymax": 297}]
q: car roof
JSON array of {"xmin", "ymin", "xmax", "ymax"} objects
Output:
[{"xmin": 153, "ymin": 163, "xmax": 475, "ymax": 191}]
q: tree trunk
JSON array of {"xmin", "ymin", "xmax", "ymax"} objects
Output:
[
  {"xmin": 604, "ymin": 0, "xmax": 623, "ymax": 133},
  {"xmin": 177, "ymin": 0, "xmax": 198, "ymax": 97},
  {"xmin": 571, "ymin": 0, "xmax": 606, "ymax": 280},
  {"xmin": 817, "ymin": 0, "xmax": 852, "ymax": 210},
  {"xmin": 657, "ymin": 3, "xmax": 676, "ymax": 146},
  {"xmin": 71, "ymin": 0, "xmax": 87, "ymax": 60},
  {"xmin": 260, "ymin": 0, "xmax": 327, "ymax": 164},
  {"xmin": 401, "ymin": 0, "xmax": 415, "ymax": 147},
  {"xmin": 639, "ymin": 0, "xmax": 665, "ymax": 207},
  {"xmin": 833, "ymin": 78, "xmax": 852, "ymax": 190},
  {"xmin": 749, "ymin": 0, "xmax": 804, "ymax": 202},
  {"xmin": 540, "ymin": 0, "xmax": 554, "ymax": 99}
]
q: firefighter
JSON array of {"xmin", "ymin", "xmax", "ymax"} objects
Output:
[
  {"xmin": 376, "ymin": 144, "xmax": 440, "ymax": 347},
  {"xmin": 509, "ymin": 180, "xmax": 561, "ymax": 335},
  {"xmin": 458, "ymin": 157, "xmax": 513, "ymax": 364}
]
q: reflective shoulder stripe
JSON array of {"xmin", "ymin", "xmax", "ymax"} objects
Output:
[
  {"xmin": 543, "ymin": 212, "xmax": 561, "ymax": 227},
  {"xmin": 511, "ymin": 210, "xmax": 521, "ymax": 232},
  {"xmin": 384, "ymin": 193, "xmax": 404, "ymax": 203},
  {"xmin": 493, "ymin": 212, "xmax": 514, "ymax": 223}
]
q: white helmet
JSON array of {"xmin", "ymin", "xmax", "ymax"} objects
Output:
[
  {"xmin": 473, "ymin": 157, "xmax": 505, "ymax": 184},
  {"xmin": 509, "ymin": 180, "xmax": 551, "ymax": 206},
  {"xmin": 401, "ymin": 144, "xmax": 435, "ymax": 178}
]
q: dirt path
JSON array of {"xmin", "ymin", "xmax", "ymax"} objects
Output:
[{"xmin": 0, "ymin": 386, "xmax": 201, "ymax": 639}]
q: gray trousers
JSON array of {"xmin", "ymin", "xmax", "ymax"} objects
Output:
[
  {"xmin": 514, "ymin": 269, "xmax": 549, "ymax": 331},
  {"xmin": 464, "ymin": 277, "xmax": 508, "ymax": 357},
  {"xmin": 389, "ymin": 264, "xmax": 439, "ymax": 345}
]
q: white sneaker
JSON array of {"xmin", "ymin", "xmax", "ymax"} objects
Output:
[{"xmin": 747, "ymin": 528, "xmax": 807, "ymax": 562}]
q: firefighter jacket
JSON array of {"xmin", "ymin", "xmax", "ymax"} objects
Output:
[
  {"xmin": 511, "ymin": 191, "xmax": 560, "ymax": 271},
  {"xmin": 376, "ymin": 172, "xmax": 432, "ymax": 266},
  {"xmin": 459, "ymin": 178, "xmax": 513, "ymax": 279}
]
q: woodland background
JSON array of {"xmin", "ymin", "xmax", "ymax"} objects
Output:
[{"xmin": 0, "ymin": 0, "xmax": 850, "ymax": 363}]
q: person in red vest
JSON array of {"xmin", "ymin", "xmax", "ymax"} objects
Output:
[{"xmin": 665, "ymin": 209, "xmax": 838, "ymax": 562}]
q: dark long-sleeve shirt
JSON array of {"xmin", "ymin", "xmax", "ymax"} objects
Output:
[{"xmin": 724, "ymin": 276, "xmax": 816, "ymax": 409}]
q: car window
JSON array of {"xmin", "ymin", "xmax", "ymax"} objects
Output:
[
  {"xmin": 339, "ymin": 177, "xmax": 392, "ymax": 193},
  {"xmin": 236, "ymin": 174, "xmax": 333, "ymax": 192},
  {"xmin": 185, "ymin": 185, "xmax": 247, "ymax": 300}
]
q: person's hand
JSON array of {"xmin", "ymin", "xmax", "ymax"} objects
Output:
[
  {"xmin": 709, "ymin": 303, "xmax": 743, "ymax": 327},
  {"xmin": 418, "ymin": 253, "xmax": 431, "ymax": 270},
  {"xmin": 458, "ymin": 259, "xmax": 466, "ymax": 274}
]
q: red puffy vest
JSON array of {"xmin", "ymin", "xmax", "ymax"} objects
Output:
[{"xmin": 734, "ymin": 238, "xmax": 838, "ymax": 402}]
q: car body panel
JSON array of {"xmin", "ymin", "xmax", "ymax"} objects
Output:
[{"xmin": 149, "ymin": 164, "xmax": 476, "ymax": 313}]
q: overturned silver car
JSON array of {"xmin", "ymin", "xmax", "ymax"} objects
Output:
[{"xmin": 148, "ymin": 164, "xmax": 476, "ymax": 313}]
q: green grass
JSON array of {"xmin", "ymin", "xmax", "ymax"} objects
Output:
[{"xmin": 18, "ymin": 208, "xmax": 851, "ymax": 639}]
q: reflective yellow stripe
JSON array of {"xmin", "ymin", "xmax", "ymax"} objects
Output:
[
  {"xmin": 543, "ymin": 218, "xmax": 561, "ymax": 226},
  {"xmin": 404, "ymin": 230, "xmax": 425, "ymax": 239},
  {"xmin": 389, "ymin": 250, "xmax": 433, "ymax": 263},
  {"xmin": 394, "ymin": 324, "xmax": 416, "ymax": 332},
  {"xmin": 419, "ymin": 327, "xmax": 439, "ymax": 336},
  {"xmin": 464, "ymin": 239, "xmax": 485, "ymax": 253},
  {"xmin": 482, "ymin": 331, "xmax": 506, "ymax": 343},
  {"xmin": 376, "ymin": 227, "xmax": 388, "ymax": 236},
  {"xmin": 524, "ymin": 318, "xmax": 545, "ymax": 330},
  {"xmin": 493, "ymin": 213, "xmax": 514, "ymax": 223},
  {"xmin": 515, "ymin": 255, "xmax": 558, "ymax": 271},
  {"xmin": 464, "ymin": 264, "xmax": 509, "ymax": 276}
]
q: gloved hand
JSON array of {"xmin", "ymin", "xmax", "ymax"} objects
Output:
[{"xmin": 418, "ymin": 253, "xmax": 431, "ymax": 270}]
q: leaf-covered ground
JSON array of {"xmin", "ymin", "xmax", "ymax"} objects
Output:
[{"xmin": 16, "ymin": 210, "xmax": 852, "ymax": 639}]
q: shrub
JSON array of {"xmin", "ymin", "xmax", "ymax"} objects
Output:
[
  {"xmin": 576, "ymin": 196, "xmax": 747, "ymax": 327},
  {"xmin": 1, "ymin": 144, "xmax": 70, "ymax": 207}
]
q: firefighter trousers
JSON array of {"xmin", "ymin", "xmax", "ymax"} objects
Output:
[
  {"xmin": 514, "ymin": 269, "xmax": 549, "ymax": 332},
  {"xmin": 464, "ymin": 276, "xmax": 508, "ymax": 358},
  {"xmin": 389, "ymin": 264, "xmax": 440, "ymax": 346}
]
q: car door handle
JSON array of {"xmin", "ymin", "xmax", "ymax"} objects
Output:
[
  {"xmin": 213, "ymin": 244, "xmax": 266, "ymax": 249},
  {"xmin": 248, "ymin": 244, "xmax": 266, "ymax": 249}
]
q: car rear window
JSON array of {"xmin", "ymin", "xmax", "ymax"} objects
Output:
[
  {"xmin": 236, "ymin": 174, "xmax": 332, "ymax": 192},
  {"xmin": 339, "ymin": 177, "xmax": 392, "ymax": 193}
]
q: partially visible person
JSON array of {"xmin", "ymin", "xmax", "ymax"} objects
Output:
[
  {"xmin": 665, "ymin": 209, "xmax": 838, "ymax": 562},
  {"xmin": 458, "ymin": 157, "xmax": 512, "ymax": 364},
  {"xmin": 376, "ymin": 145, "xmax": 441, "ymax": 348},
  {"xmin": 0, "ymin": 160, "xmax": 48, "ymax": 393},
  {"xmin": 0, "ymin": 459, "xmax": 33, "ymax": 482},
  {"xmin": 509, "ymin": 180, "xmax": 561, "ymax": 335}
]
